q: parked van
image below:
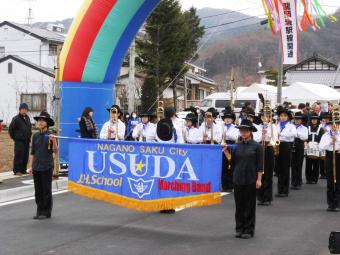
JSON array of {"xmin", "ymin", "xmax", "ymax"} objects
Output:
[{"xmin": 200, "ymin": 92, "xmax": 276, "ymax": 114}]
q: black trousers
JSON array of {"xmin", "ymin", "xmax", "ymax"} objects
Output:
[
  {"xmin": 291, "ymin": 141, "xmax": 305, "ymax": 187},
  {"xmin": 325, "ymin": 152, "xmax": 340, "ymax": 209},
  {"xmin": 277, "ymin": 142, "xmax": 292, "ymax": 195},
  {"xmin": 305, "ymin": 157, "xmax": 320, "ymax": 183},
  {"xmin": 221, "ymin": 152, "xmax": 233, "ymax": 191},
  {"xmin": 13, "ymin": 140, "xmax": 30, "ymax": 174},
  {"xmin": 320, "ymin": 158, "xmax": 326, "ymax": 178},
  {"xmin": 33, "ymin": 169, "xmax": 53, "ymax": 215},
  {"xmin": 257, "ymin": 146, "xmax": 274, "ymax": 202},
  {"xmin": 234, "ymin": 184, "xmax": 257, "ymax": 235}
]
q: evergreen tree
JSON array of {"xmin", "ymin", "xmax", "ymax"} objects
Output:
[{"xmin": 137, "ymin": 0, "xmax": 204, "ymax": 111}]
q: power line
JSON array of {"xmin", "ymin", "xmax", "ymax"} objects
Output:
[
  {"xmin": 200, "ymin": 6, "xmax": 262, "ymax": 19},
  {"xmin": 205, "ymin": 15, "xmax": 266, "ymax": 30}
]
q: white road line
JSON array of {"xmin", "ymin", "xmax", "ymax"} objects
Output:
[{"xmin": 0, "ymin": 190, "xmax": 68, "ymax": 207}]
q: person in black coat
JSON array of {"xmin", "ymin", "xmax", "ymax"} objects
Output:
[
  {"xmin": 79, "ymin": 107, "xmax": 98, "ymax": 139},
  {"xmin": 8, "ymin": 103, "xmax": 32, "ymax": 175},
  {"xmin": 223, "ymin": 119, "xmax": 263, "ymax": 239}
]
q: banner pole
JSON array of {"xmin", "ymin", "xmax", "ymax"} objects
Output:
[{"xmin": 53, "ymin": 46, "xmax": 62, "ymax": 179}]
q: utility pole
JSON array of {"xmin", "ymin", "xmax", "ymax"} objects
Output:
[
  {"xmin": 128, "ymin": 39, "xmax": 136, "ymax": 113},
  {"xmin": 53, "ymin": 45, "xmax": 62, "ymax": 179},
  {"xmin": 229, "ymin": 68, "xmax": 235, "ymax": 110},
  {"xmin": 25, "ymin": 0, "xmax": 36, "ymax": 26}
]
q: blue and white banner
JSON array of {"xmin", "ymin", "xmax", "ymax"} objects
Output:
[{"xmin": 68, "ymin": 139, "xmax": 223, "ymax": 211}]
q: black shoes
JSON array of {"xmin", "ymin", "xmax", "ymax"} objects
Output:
[
  {"xmin": 159, "ymin": 209, "xmax": 176, "ymax": 214},
  {"xmin": 319, "ymin": 175, "xmax": 326, "ymax": 180},
  {"xmin": 258, "ymin": 201, "xmax": 271, "ymax": 206},
  {"xmin": 291, "ymin": 186, "xmax": 302, "ymax": 190},
  {"xmin": 275, "ymin": 193, "xmax": 288, "ymax": 198},
  {"xmin": 235, "ymin": 232, "xmax": 242, "ymax": 238},
  {"xmin": 327, "ymin": 207, "xmax": 339, "ymax": 212},
  {"xmin": 235, "ymin": 232, "xmax": 254, "ymax": 239},
  {"xmin": 33, "ymin": 212, "xmax": 51, "ymax": 220}
]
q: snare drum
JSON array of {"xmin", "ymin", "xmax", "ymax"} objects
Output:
[{"xmin": 307, "ymin": 142, "xmax": 320, "ymax": 159}]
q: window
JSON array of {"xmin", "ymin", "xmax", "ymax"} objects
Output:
[
  {"xmin": 49, "ymin": 44, "xmax": 58, "ymax": 56},
  {"xmin": 199, "ymin": 89, "xmax": 205, "ymax": 100},
  {"xmin": 215, "ymin": 100, "xmax": 230, "ymax": 108},
  {"xmin": 21, "ymin": 94, "xmax": 47, "ymax": 112},
  {"xmin": 0, "ymin": 47, "xmax": 5, "ymax": 58},
  {"xmin": 201, "ymin": 99, "xmax": 212, "ymax": 107},
  {"xmin": 8, "ymin": 62, "xmax": 13, "ymax": 74}
]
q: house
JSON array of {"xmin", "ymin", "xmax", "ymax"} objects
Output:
[
  {"xmin": 284, "ymin": 53, "xmax": 340, "ymax": 89},
  {"xmin": 0, "ymin": 21, "xmax": 65, "ymax": 124}
]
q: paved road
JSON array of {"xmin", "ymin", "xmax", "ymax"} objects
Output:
[{"xmin": 0, "ymin": 178, "xmax": 338, "ymax": 255}]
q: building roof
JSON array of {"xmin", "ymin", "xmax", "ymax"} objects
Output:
[
  {"xmin": 284, "ymin": 53, "xmax": 338, "ymax": 73},
  {"xmin": 185, "ymin": 72, "xmax": 216, "ymax": 86},
  {"xmin": 0, "ymin": 55, "xmax": 55, "ymax": 77},
  {"xmin": 0, "ymin": 21, "xmax": 65, "ymax": 43}
]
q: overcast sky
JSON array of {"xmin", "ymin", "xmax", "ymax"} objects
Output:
[{"xmin": 0, "ymin": 0, "xmax": 339, "ymax": 23}]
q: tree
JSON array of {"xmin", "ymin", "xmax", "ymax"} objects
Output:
[
  {"xmin": 264, "ymin": 69, "xmax": 286, "ymax": 86},
  {"xmin": 137, "ymin": 0, "xmax": 204, "ymax": 111},
  {"xmin": 141, "ymin": 76, "xmax": 158, "ymax": 112}
]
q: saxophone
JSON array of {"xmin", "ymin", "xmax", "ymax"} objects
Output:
[{"xmin": 108, "ymin": 107, "xmax": 119, "ymax": 140}]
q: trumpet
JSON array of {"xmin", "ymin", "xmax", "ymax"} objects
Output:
[
  {"xmin": 108, "ymin": 107, "xmax": 119, "ymax": 140},
  {"xmin": 204, "ymin": 112, "xmax": 214, "ymax": 144}
]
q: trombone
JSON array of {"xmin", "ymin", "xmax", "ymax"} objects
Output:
[
  {"xmin": 157, "ymin": 101, "xmax": 164, "ymax": 122},
  {"xmin": 331, "ymin": 107, "xmax": 340, "ymax": 190},
  {"xmin": 204, "ymin": 112, "xmax": 214, "ymax": 144}
]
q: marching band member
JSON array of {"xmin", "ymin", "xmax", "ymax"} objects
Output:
[
  {"xmin": 319, "ymin": 118, "xmax": 340, "ymax": 212},
  {"xmin": 156, "ymin": 107, "xmax": 184, "ymax": 214},
  {"xmin": 257, "ymin": 111, "xmax": 278, "ymax": 206},
  {"xmin": 291, "ymin": 112, "xmax": 308, "ymax": 190},
  {"xmin": 305, "ymin": 113, "xmax": 324, "ymax": 184},
  {"xmin": 99, "ymin": 105, "xmax": 126, "ymax": 140},
  {"xmin": 220, "ymin": 107, "xmax": 239, "ymax": 192},
  {"xmin": 246, "ymin": 110, "xmax": 261, "ymax": 143},
  {"xmin": 183, "ymin": 113, "xmax": 200, "ymax": 144},
  {"xmin": 320, "ymin": 112, "xmax": 331, "ymax": 179},
  {"xmin": 132, "ymin": 113, "xmax": 157, "ymax": 142},
  {"xmin": 276, "ymin": 108, "xmax": 297, "ymax": 197},
  {"xmin": 223, "ymin": 119, "xmax": 263, "ymax": 239},
  {"xmin": 198, "ymin": 108, "xmax": 222, "ymax": 144}
]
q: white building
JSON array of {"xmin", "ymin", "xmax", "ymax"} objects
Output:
[
  {"xmin": 284, "ymin": 53, "xmax": 340, "ymax": 89},
  {"xmin": 0, "ymin": 21, "xmax": 65, "ymax": 124}
]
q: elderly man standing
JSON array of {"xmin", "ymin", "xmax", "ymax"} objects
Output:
[{"xmin": 9, "ymin": 103, "xmax": 32, "ymax": 176}]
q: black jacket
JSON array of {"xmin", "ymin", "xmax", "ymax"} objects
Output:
[
  {"xmin": 9, "ymin": 114, "xmax": 32, "ymax": 142},
  {"xmin": 79, "ymin": 117, "xmax": 97, "ymax": 139}
]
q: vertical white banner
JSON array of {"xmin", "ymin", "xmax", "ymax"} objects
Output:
[{"xmin": 278, "ymin": 0, "xmax": 298, "ymax": 65}]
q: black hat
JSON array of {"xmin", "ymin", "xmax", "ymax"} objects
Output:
[
  {"xmin": 139, "ymin": 112, "xmax": 152, "ymax": 118},
  {"xmin": 236, "ymin": 119, "xmax": 257, "ymax": 132},
  {"xmin": 206, "ymin": 107, "xmax": 219, "ymax": 118},
  {"xmin": 156, "ymin": 119, "xmax": 174, "ymax": 141},
  {"xmin": 277, "ymin": 107, "xmax": 293, "ymax": 120},
  {"xmin": 185, "ymin": 113, "xmax": 197, "ymax": 122},
  {"xmin": 247, "ymin": 110, "xmax": 256, "ymax": 118},
  {"xmin": 107, "ymin": 104, "xmax": 121, "ymax": 113},
  {"xmin": 164, "ymin": 107, "xmax": 176, "ymax": 119},
  {"xmin": 0, "ymin": 119, "xmax": 3, "ymax": 123},
  {"xmin": 19, "ymin": 103, "xmax": 29, "ymax": 110},
  {"xmin": 293, "ymin": 112, "xmax": 304, "ymax": 119},
  {"xmin": 33, "ymin": 111, "xmax": 55, "ymax": 127},
  {"xmin": 221, "ymin": 106, "xmax": 236, "ymax": 121},
  {"xmin": 321, "ymin": 112, "xmax": 331, "ymax": 119},
  {"xmin": 310, "ymin": 112, "xmax": 320, "ymax": 120}
]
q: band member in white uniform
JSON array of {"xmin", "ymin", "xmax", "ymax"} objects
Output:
[
  {"xmin": 183, "ymin": 113, "xmax": 200, "ymax": 144},
  {"xmin": 276, "ymin": 108, "xmax": 297, "ymax": 197},
  {"xmin": 100, "ymin": 105, "xmax": 126, "ymax": 140},
  {"xmin": 257, "ymin": 111, "xmax": 279, "ymax": 205},
  {"xmin": 198, "ymin": 108, "xmax": 222, "ymax": 144},
  {"xmin": 132, "ymin": 112, "xmax": 157, "ymax": 142},
  {"xmin": 319, "ymin": 118, "xmax": 340, "ymax": 212},
  {"xmin": 305, "ymin": 113, "xmax": 324, "ymax": 184},
  {"xmin": 320, "ymin": 112, "xmax": 331, "ymax": 179},
  {"xmin": 221, "ymin": 107, "xmax": 239, "ymax": 192},
  {"xmin": 291, "ymin": 112, "xmax": 308, "ymax": 190}
]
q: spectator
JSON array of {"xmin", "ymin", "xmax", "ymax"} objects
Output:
[
  {"xmin": 0, "ymin": 119, "xmax": 3, "ymax": 133},
  {"xmin": 126, "ymin": 112, "xmax": 141, "ymax": 140},
  {"xmin": 8, "ymin": 103, "xmax": 32, "ymax": 176},
  {"xmin": 314, "ymin": 104, "xmax": 322, "ymax": 117},
  {"xmin": 79, "ymin": 107, "xmax": 98, "ymax": 139}
]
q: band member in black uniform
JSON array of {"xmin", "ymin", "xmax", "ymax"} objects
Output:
[
  {"xmin": 257, "ymin": 111, "xmax": 278, "ymax": 205},
  {"xmin": 223, "ymin": 119, "xmax": 263, "ymax": 239},
  {"xmin": 305, "ymin": 113, "xmax": 324, "ymax": 184},
  {"xmin": 291, "ymin": 112, "xmax": 308, "ymax": 190},
  {"xmin": 319, "ymin": 118, "xmax": 340, "ymax": 212},
  {"xmin": 220, "ymin": 107, "xmax": 239, "ymax": 192},
  {"xmin": 276, "ymin": 108, "xmax": 297, "ymax": 197}
]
